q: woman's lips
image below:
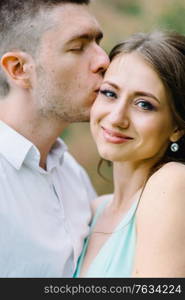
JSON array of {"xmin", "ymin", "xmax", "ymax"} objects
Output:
[{"xmin": 101, "ymin": 126, "xmax": 133, "ymax": 144}]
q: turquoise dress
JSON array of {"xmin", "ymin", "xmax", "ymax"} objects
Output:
[{"xmin": 74, "ymin": 198, "xmax": 139, "ymax": 277}]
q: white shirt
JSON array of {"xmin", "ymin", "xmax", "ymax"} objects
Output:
[{"xmin": 0, "ymin": 121, "xmax": 96, "ymax": 277}]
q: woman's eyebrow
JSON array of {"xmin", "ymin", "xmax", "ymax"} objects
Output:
[
  {"xmin": 134, "ymin": 91, "xmax": 160, "ymax": 103},
  {"xmin": 102, "ymin": 81, "xmax": 120, "ymax": 90},
  {"xmin": 102, "ymin": 82, "xmax": 161, "ymax": 103}
]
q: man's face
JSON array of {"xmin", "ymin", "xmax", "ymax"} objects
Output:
[{"xmin": 33, "ymin": 3, "xmax": 109, "ymax": 123}]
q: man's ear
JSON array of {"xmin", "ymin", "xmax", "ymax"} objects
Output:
[
  {"xmin": 170, "ymin": 127, "xmax": 185, "ymax": 143},
  {"xmin": 0, "ymin": 52, "xmax": 34, "ymax": 89}
]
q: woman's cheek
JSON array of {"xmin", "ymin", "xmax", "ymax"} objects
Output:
[{"xmin": 90, "ymin": 101, "xmax": 102, "ymax": 123}]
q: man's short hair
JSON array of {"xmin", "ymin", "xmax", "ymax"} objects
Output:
[{"xmin": 0, "ymin": 0, "xmax": 90, "ymax": 96}]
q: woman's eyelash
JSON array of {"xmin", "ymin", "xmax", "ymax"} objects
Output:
[
  {"xmin": 136, "ymin": 100, "xmax": 156, "ymax": 111},
  {"xmin": 100, "ymin": 89, "xmax": 117, "ymax": 98}
]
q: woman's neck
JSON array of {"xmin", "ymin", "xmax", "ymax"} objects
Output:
[{"xmin": 112, "ymin": 161, "xmax": 152, "ymax": 210}]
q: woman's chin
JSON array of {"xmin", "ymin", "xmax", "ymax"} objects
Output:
[
  {"xmin": 97, "ymin": 147, "xmax": 132, "ymax": 163},
  {"xmin": 98, "ymin": 149, "xmax": 122, "ymax": 162}
]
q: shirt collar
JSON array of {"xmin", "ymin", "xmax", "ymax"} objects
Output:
[
  {"xmin": 46, "ymin": 138, "xmax": 68, "ymax": 172},
  {"xmin": 0, "ymin": 121, "xmax": 68, "ymax": 170}
]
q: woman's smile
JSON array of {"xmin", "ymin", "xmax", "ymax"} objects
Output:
[{"xmin": 101, "ymin": 126, "xmax": 133, "ymax": 144}]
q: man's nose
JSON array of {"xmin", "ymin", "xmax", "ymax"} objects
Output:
[{"xmin": 91, "ymin": 46, "xmax": 110, "ymax": 75}]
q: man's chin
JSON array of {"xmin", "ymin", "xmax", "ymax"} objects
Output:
[
  {"xmin": 73, "ymin": 109, "xmax": 91, "ymax": 123},
  {"xmin": 65, "ymin": 111, "xmax": 90, "ymax": 123},
  {"xmin": 72, "ymin": 116, "xmax": 90, "ymax": 123}
]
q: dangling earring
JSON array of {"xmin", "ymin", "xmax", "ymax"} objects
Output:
[{"xmin": 170, "ymin": 142, "xmax": 179, "ymax": 152}]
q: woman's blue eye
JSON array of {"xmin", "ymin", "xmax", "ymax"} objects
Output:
[
  {"xmin": 100, "ymin": 89, "xmax": 117, "ymax": 99},
  {"xmin": 137, "ymin": 100, "xmax": 155, "ymax": 111}
]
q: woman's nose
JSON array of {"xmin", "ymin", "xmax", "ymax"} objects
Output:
[{"xmin": 108, "ymin": 104, "xmax": 130, "ymax": 129}]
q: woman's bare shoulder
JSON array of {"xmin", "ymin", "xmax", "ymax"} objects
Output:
[
  {"xmin": 155, "ymin": 160, "xmax": 185, "ymax": 174},
  {"xmin": 137, "ymin": 161, "xmax": 185, "ymax": 226},
  {"xmin": 147, "ymin": 161, "xmax": 185, "ymax": 189},
  {"xmin": 133, "ymin": 162, "xmax": 185, "ymax": 277},
  {"xmin": 91, "ymin": 194, "xmax": 113, "ymax": 216}
]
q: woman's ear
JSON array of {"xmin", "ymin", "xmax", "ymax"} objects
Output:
[
  {"xmin": 0, "ymin": 51, "xmax": 33, "ymax": 89},
  {"xmin": 170, "ymin": 127, "xmax": 185, "ymax": 143}
]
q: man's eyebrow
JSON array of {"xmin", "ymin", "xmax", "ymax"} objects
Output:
[{"xmin": 67, "ymin": 31, "xmax": 103, "ymax": 44}]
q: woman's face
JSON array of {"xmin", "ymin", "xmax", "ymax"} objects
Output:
[{"xmin": 90, "ymin": 52, "xmax": 179, "ymax": 165}]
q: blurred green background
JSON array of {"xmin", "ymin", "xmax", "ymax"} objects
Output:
[{"xmin": 62, "ymin": 0, "xmax": 185, "ymax": 196}]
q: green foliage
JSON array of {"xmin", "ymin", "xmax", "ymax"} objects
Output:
[
  {"xmin": 158, "ymin": 4, "xmax": 185, "ymax": 34},
  {"xmin": 60, "ymin": 128, "xmax": 70, "ymax": 141},
  {"xmin": 105, "ymin": 0, "xmax": 142, "ymax": 16},
  {"xmin": 118, "ymin": 2, "xmax": 142, "ymax": 16}
]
